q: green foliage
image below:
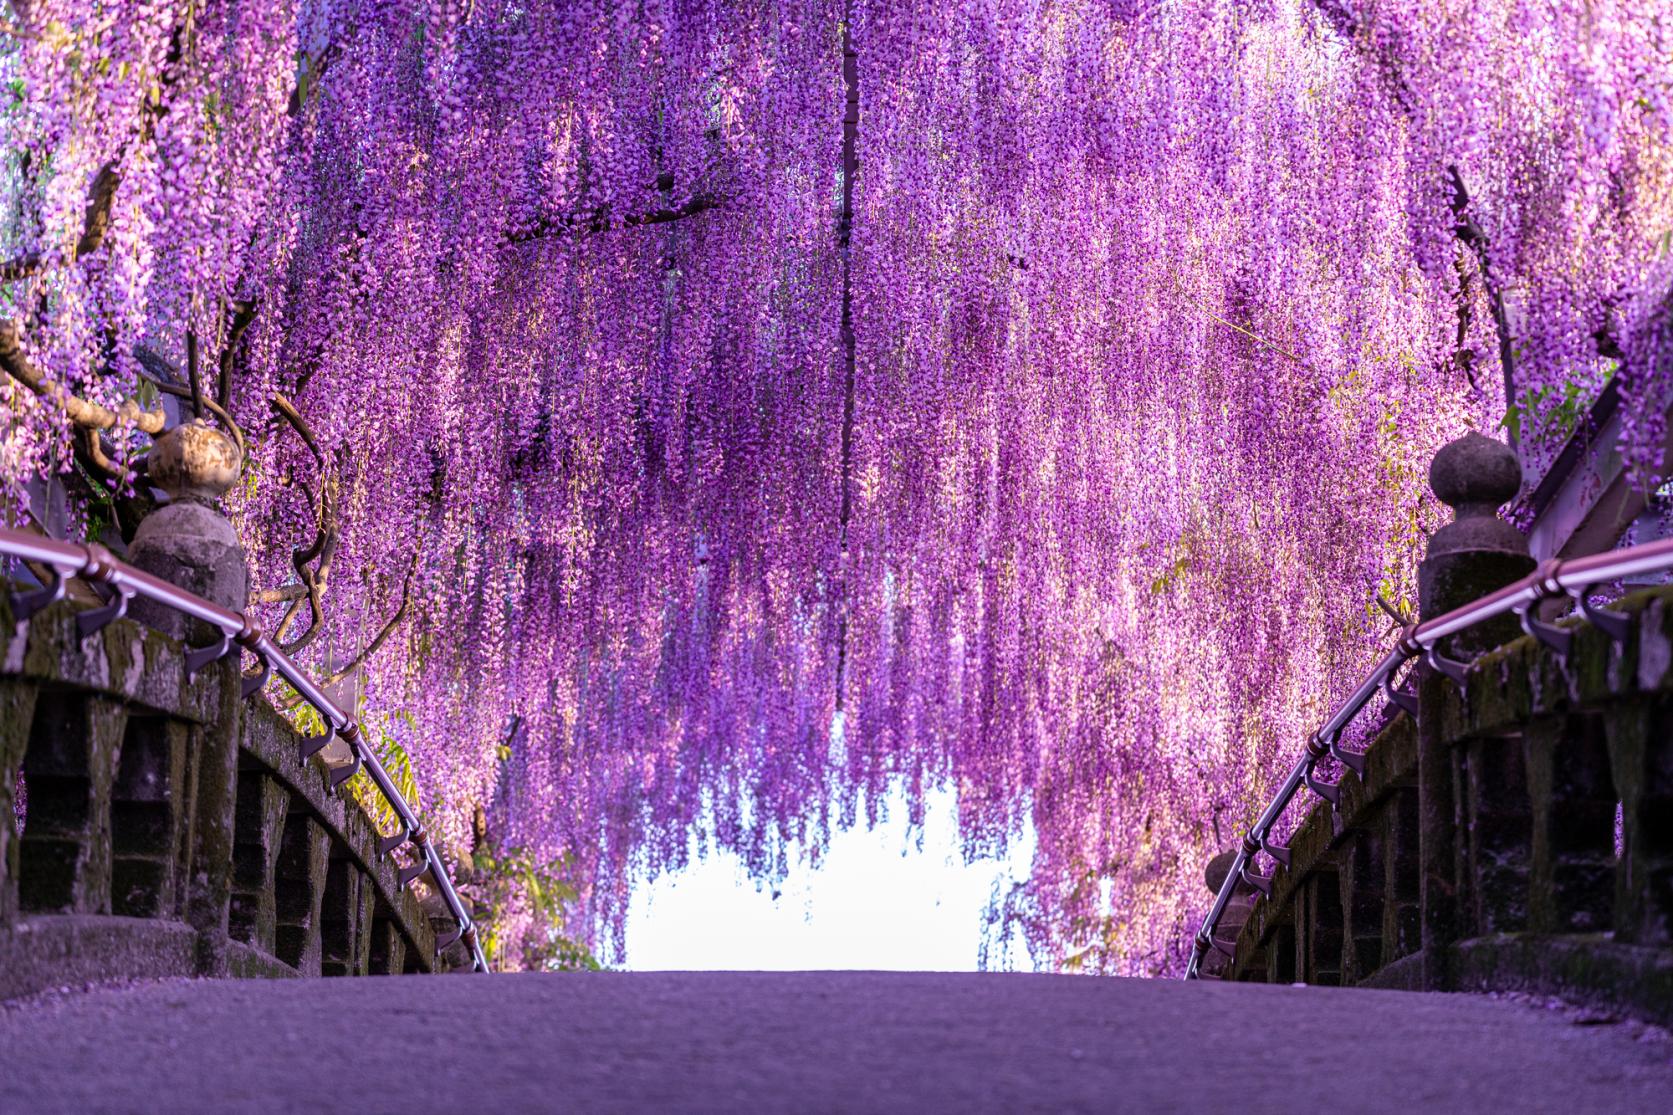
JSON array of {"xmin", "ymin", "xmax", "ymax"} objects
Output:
[
  {"xmin": 470, "ymin": 844, "xmax": 600, "ymax": 972},
  {"xmin": 350, "ymin": 711, "xmax": 423, "ymax": 837},
  {"xmin": 278, "ymin": 683, "xmax": 326, "ymax": 733},
  {"xmin": 1501, "ymin": 371, "xmax": 1609, "ymax": 447},
  {"xmin": 270, "ymin": 690, "xmax": 424, "ymax": 838}
]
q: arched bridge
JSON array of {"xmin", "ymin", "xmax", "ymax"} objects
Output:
[{"xmin": 4, "ymin": 435, "xmax": 1673, "ymax": 1112}]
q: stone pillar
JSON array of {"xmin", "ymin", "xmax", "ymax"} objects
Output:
[
  {"xmin": 1604, "ymin": 696, "xmax": 1673, "ymax": 946},
  {"xmin": 369, "ymin": 909, "xmax": 408, "ymax": 976},
  {"xmin": 109, "ymin": 716, "xmax": 190, "ymax": 918},
  {"xmin": 321, "ymin": 856, "xmax": 376, "ymax": 977},
  {"xmin": 1341, "ymin": 823, "xmax": 1387, "ymax": 983},
  {"xmin": 0, "ymin": 680, "xmax": 39, "ymax": 924},
  {"xmin": 1383, "ymin": 786, "xmax": 1423, "ymax": 964},
  {"xmin": 1301, "ymin": 864, "xmax": 1344, "ymax": 985},
  {"xmin": 1199, "ymin": 850, "xmax": 1254, "ymax": 978},
  {"xmin": 274, "ymin": 812, "xmax": 330, "ymax": 975},
  {"xmin": 1523, "ymin": 713, "xmax": 1616, "ymax": 935},
  {"xmin": 1415, "ymin": 432, "xmax": 1532, "ymax": 990},
  {"xmin": 17, "ymin": 693, "xmax": 126, "ymax": 915},
  {"xmin": 127, "ymin": 420, "xmax": 247, "ymax": 641},
  {"xmin": 229, "ymin": 772, "xmax": 290, "ymax": 954},
  {"xmin": 126, "ymin": 420, "xmax": 247, "ymax": 976}
]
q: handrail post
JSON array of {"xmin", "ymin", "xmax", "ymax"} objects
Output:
[{"xmin": 1416, "ymin": 431, "xmax": 1531, "ymax": 991}]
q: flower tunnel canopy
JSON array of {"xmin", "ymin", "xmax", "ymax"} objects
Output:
[{"xmin": 1, "ymin": 0, "xmax": 1669, "ymax": 971}]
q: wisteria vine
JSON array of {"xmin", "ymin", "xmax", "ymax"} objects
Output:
[{"xmin": 2, "ymin": 1, "xmax": 1669, "ymax": 972}]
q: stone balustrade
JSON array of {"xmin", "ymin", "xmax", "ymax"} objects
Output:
[
  {"xmin": 1, "ymin": 591, "xmax": 447, "ymax": 999},
  {"xmin": 1207, "ymin": 544, "xmax": 1673, "ymax": 1025}
]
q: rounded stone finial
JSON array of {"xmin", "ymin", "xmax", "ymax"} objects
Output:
[
  {"xmin": 1419, "ymin": 431, "xmax": 1533, "ymax": 630},
  {"xmin": 1429, "ymin": 431, "xmax": 1521, "ymax": 512},
  {"xmin": 128, "ymin": 420, "xmax": 247, "ymax": 639},
  {"xmin": 145, "ymin": 420, "xmax": 242, "ymax": 505},
  {"xmin": 1205, "ymin": 850, "xmax": 1237, "ymax": 894}
]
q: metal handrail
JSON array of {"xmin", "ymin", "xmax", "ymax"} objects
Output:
[
  {"xmin": 0, "ymin": 526, "xmax": 489, "ymax": 973},
  {"xmin": 1185, "ymin": 534, "xmax": 1673, "ymax": 979}
]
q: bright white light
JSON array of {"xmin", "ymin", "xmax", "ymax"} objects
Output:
[{"xmin": 624, "ymin": 783, "xmax": 1036, "ymax": 971}]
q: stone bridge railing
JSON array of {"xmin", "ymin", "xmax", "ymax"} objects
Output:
[
  {"xmin": 1, "ymin": 591, "xmax": 450, "ymax": 999},
  {"xmin": 1200, "ymin": 433, "xmax": 1673, "ymax": 1028},
  {"xmin": 1212, "ymin": 583, "xmax": 1673, "ymax": 1018}
]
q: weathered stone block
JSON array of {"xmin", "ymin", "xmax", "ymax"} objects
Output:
[
  {"xmin": 1524, "ymin": 714, "xmax": 1616, "ymax": 935},
  {"xmin": 1464, "ymin": 734, "xmax": 1532, "ymax": 936},
  {"xmin": 185, "ymin": 663, "xmax": 242, "ymax": 978},
  {"xmin": 229, "ymin": 768, "xmax": 289, "ymax": 953},
  {"xmin": 3, "ymin": 586, "xmax": 443, "ymax": 985},
  {"xmin": 1341, "ymin": 822, "xmax": 1386, "ymax": 982},
  {"xmin": 1638, "ymin": 599, "xmax": 1673, "ymax": 692},
  {"xmin": 1302, "ymin": 865, "xmax": 1344, "ymax": 986},
  {"xmin": 368, "ymin": 908, "xmax": 407, "ymax": 976},
  {"xmin": 0, "ymin": 679, "xmax": 39, "ymax": 923},
  {"xmin": 0, "ymin": 914, "xmax": 198, "ymax": 1001},
  {"xmin": 1361, "ymin": 714, "xmax": 1417, "ymax": 802},
  {"xmin": 127, "ymin": 503, "xmax": 246, "ymax": 644},
  {"xmin": 18, "ymin": 693, "xmax": 125, "ymax": 915},
  {"xmin": 1267, "ymin": 918, "xmax": 1296, "ymax": 984},
  {"xmin": 1418, "ymin": 433, "xmax": 1533, "ymax": 653},
  {"xmin": 321, "ymin": 855, "xmax": 371, "ymax": 977},
  {"xmin": 354, "ymin": 867, "xmax": 376, "ymax": 974},
  {"xmin": 110, "ymin": 716, "xmax": 188, "ymax": 918},
  {"xmin": 1380, "ymin": 786, "xmax": 1423, "ymax": 967},
  {"xmin": 274, "ymin": 812, "xmax": 330, "ymax": 976},
  {"xmin": 1604, "ymin": 699, "xmax": 1673, "ymax": 946}
]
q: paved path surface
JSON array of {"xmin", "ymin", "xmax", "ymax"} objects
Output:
[{"xmin": 3, "ymin": 972, "xmax": 1671, "ymax": 1112}]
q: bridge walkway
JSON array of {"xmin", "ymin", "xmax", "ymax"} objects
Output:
[{"xmin": 3, "ymin": 972, "xmax": 1671, "ymax": 1112}]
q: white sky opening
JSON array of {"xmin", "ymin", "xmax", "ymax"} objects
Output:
[{"xmin": 624, "ymin": 781, "xmax": 1038, "ymax": 971}]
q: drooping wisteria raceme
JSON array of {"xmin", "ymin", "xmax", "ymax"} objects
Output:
[{"xmin": 1, "ymin": 1, "xmax": 1669, "ymax": 971}]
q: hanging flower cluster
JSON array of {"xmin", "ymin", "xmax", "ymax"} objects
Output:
[{"xmin": 2, "ymin": 1, "xmax": 1669, "ymax": 971}]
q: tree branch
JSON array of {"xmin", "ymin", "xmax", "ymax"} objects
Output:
[
  {"xmin": 275, "ymin": 569, "xmax": 326, "ymax": 654},
  {"xmin": 185, "ymin": 327, "xmax": 204, "ymax": 418},
  {"xmin": 134, "ymin": 345, "xmax": 246, "ymax": 456},
  {"xmin": 1447, "ymin": 247, "xmax": 1481, "ymax": 393},
  {"xmin": 273, "ymin": 544, "xmax": 418, "ymax": 709},
  {"xmin": 1309, "ymin": 2, "xmax": 1520, "ymax": 407},
  {"xmin": 268, "ymin": 393, "xmax": 337, "ymax": 655},
  {"xmin": 217, "ymin": 298, "xmax": 258, "ymax": 409},
  {"xmin": 287, "ymin": 41, "xmax": 341, "ymax": 118},
  {"xmin": 506, "ymin": 191, "xmax": 722, "ymax": 245},
  {"xmin": 269, "ymin": 392, "xmax": 324, "ymax": 464},
  {"xmin": 251, "ymin": 584, "xmax": 309, "ymax": 604},
  {"xmin": 76, "ymin": 424, "xmax": 126, "ymax": 484},
  {"xmin": 0, "ymin": 161, "xmax": 122, "ymax": 283},
  {"xmin": 309, "ymin": 549, "xmax": 419, "ymax": 691},
  {"xmin": 0, "ymin": 318, "xmax": 166, "ymax": 434},
  {"xmin": 1448, "ymin": 165, "xmax": 1516, "ymax": 406}
]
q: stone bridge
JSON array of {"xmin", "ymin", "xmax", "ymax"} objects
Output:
[
  {"xmin": 3, "ymin": 434, "xmax": 1673, "ymax": 1111},
  {"xmin": 1198, "ymin": 435, "xmax": 1673, "ymax": 1031},
  {"xmin": 1203, "ymin": 577, "xmax": 1673, "ymax": 1019},
  {"xmin": 0, "ymin": 589, "xmax": 455, "ymax": 1000}
]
